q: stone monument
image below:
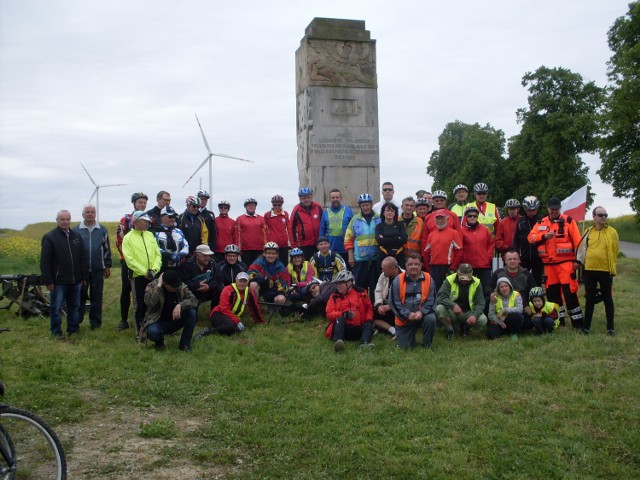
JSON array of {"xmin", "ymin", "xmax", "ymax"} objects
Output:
[{"xmin": 296, "ymin": 18, "xmax": 380, "ymax": 207}]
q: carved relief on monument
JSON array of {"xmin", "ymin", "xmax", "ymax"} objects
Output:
[
  {"xmin": 306, "ymin": 39, "xmax": 376, "ymax": 88},
  {"xmin": 330, "ymin": 98, "xmax": 359, "ymax": 116}
]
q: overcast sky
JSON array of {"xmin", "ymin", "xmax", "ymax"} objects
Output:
[{"xmin": 0, "ymin": 0, "xmax": 633, "ymax": 229}]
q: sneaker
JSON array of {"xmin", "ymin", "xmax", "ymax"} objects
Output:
[
  {"xmin": 179, "ymin": 344, "xmax": 191, "ymax": 352},
  {"xmin": 358, "ymin": 342, "xmax": 375, "ymax": 351},
  {"xmin": 117, "ymin": 321, "xmax": 129, "ymax": 331},
  {"xmin": 390, "ymin": 334, "xmax": 397, "ymax": 341},
  {"xmin": 581, "ymin": 328, "xmax": 590, "ymax": 335},
  {"xmin": 607, "ymin": 329, "xmax": 616, "ymax": 336},
  {"xmin": 334, "ymin": 339, "xmax": 344, "ymax": 352},
  {"xmin": 446, "ymin": 330, "xmax": 454, "ymax": 341},
  {"xmin": 461, "ymin": 325, "xmax": 470, "ymax": 337}
]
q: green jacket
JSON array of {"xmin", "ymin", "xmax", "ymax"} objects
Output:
[
  {"xmin": 436, "ymin": 273, "xmax": 485, "ymax": 318},
  {"xmin": 122, "ymin": 229, "xmax": 161, "ymax": 277},
  {"xmin": 140, "ymin": 279, "xmax": 198, "ymax": 340}
]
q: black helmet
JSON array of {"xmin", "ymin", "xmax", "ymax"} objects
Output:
[{"xmin": 131, "ymin": 192, "xmax": 148, "ymax": 203}]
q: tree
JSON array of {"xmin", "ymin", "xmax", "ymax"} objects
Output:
[
  {"xmin": 427, "ymin": 121, "xmax": 508, "ymax": 204},
  {"xmin": 507, "ymin": 66, "xmax": 604, "ymax": 207},
  {"xmin": 599, "ymin": 1, "xmax": 640, "ymax": 214}
]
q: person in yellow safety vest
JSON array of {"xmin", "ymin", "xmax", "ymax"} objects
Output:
[
  {"xmin": 201, "ymin": 271, "xmax": 264, "ymax": 337},
  {"xmin": 449, "ymin": 184, "xmax": 469, "ymax": 224},
  {"xmin": 389, "ymin": 254, "xmax": 438, "ymax": 349},
  {"xmin": 319, "ymin": 188, "xmax": 354, "ymax": 257},
  {"xmin": 486, "ymin": 277, "xmax": 523, "ymax": 340},
  {"xmin": 527, "ymin": 197, "xmax": 584, "ymax": 329},
  {"xmin": 464, "ymin": 182, "xmax": 500, "ymax": 236},
  {"xmin": 399, "ymin": 197, "xmax": 423, "ymax": 259},
  {"xmin": 435, "ymin": 264, "xmax": 487, "ymax": 340}
]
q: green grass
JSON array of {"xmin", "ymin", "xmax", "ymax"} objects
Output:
[{"xmin": 1, "ymin": 231, "xmax": 639, "ymax": 478}]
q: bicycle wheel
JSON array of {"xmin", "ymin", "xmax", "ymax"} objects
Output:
[
  {"xmin": 0, "ymin": 424, "xmax": 16, "ymax": 480},
  {"xmin": 0, "ymin": 406, "xmax": 67, "ymax": 480}
]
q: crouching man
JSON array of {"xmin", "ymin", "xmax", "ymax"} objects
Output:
[
  {"xmin": 325, "ymin": 270, "xmax": 375, "ymax": 352},
  {"xmin": 140, "ymin": 269, "xmax": 198, "ymax": 351},
  {"xmin": 389, "ymin": 254, "xmax": 437, "ymax": 349},
  {"xmin": 435, "ymin": 263, "xmax": 487, "ymax": 339}
]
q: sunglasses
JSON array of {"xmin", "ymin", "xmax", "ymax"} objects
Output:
[
  {"xmin": 382, "ymin": 188, "xmax": 393, "ymax": 192},
  {"xmin": 272, "ymin": 203, "xmax": 283, "ymax": 207},
  {"xmin": 595, "ymin": 213, "xmax": 608, "ymax": 218},
  {"xmin": 466, "ymin": 214, "xmax": 478, "ymax": 218}
]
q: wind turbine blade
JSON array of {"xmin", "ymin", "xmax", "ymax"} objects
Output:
[
  {"xmin": 99, "ymin": 183, "xmax": 127, "ymax": 188},
  {"xmin": 194, "ymin": 113, "xmax": 212, "ymax": 154},
  {"xmin": 182, "ymin": 155, "xmax": 211, "ymax": 188},
  {"xmin": 89, "ymin": 188, "xmax": 97, "ymax": 203},
  {"xmin": 80, "ymin": 162, "xmax": 98, "ymax": 186},
  {"xmin": 211, "ymin": 153, "xmax": 254, "ymax": 163}
]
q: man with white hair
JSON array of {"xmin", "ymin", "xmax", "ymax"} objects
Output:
[{"xmin": 73, "ymin": 204, "xmax": 112, "ymax": 330}]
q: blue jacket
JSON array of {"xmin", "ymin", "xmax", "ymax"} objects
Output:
[{"xmin": 73, "ymin": 222, "xmax": 112, "ymax": 272}]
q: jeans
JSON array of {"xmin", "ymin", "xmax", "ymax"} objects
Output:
[
  {"xmin": 486, "ymin": 313, "xmax": 523, "ymax": 339},
  {"xmin": 396, "ymin": 313, "xmax": 438, "ymax": 349},
  {"xmin": 79, "ymin": 270, "xmax": 105, "ymax": 328},
  {"xmin": 146, "ymin": 308, "xmax": 197, "ymax": 348},
  {"xmin": 50, "ymin": 283, "xmax": 82, "ymax": 336}
]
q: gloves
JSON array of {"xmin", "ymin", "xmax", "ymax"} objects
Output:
[{"xmin": 237, "ymin": 322, "xmax": 245, "ymax": 332}]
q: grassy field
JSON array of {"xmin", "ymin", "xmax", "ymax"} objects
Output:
[{"xmin": 0, "ymin": 225, "xmax": 639, "ymax": 478}]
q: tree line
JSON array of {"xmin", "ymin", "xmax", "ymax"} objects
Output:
[{"xmin": 427, "ymin": 1, "xmax": 639, "ymax": 216}]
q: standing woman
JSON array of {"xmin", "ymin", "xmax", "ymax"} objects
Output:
[{"xmin": 375, "ymin": 202, "xmax": 408, "ymax": 269}]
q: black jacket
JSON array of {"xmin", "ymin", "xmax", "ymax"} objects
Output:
[
  {"xmin": 40, "ymin": 227, "xmax": 88, "ymax": 285},
  {"xmin": 179, "ymin": 256, "xmax": 223, "ymax": 301},
  {"xmin": 217, "ymin": 260, "xmax": 247, "ymax": 287}
]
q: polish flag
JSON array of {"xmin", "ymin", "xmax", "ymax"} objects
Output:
[{"xmin": 561, "ymin": 185, "xmax": 588, "ymax": 221}]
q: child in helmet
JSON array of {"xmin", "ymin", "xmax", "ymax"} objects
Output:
[
  {"xmin": 286, "ymin": 247, "xmax": 318, "ymax": 302},
  {"xmin": 528, "ymin": 287, "xmax": 559, "ymax": 334}
]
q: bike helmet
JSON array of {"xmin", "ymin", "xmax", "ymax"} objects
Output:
[
  {"xmin": 131, "ymin": 192, "xmax": 148, "ymax": 203},
  {"xmin": 473, "ymin": 182, "xmax": 489, "ymax": 193},
  {"xmin": 224, "ymin": 244, "xmax": 240, "ymax": 254},
  {"xmin": 453, "ymin": 184, "xmax": 468, "ymax": 194},
  {"xmin": 298, "ymin": 187, "xmax": 313, "ymax": 196},
  {"xmin": 271, "ymin": 194, "xmax": 284, "ymax": 204},
  {"xmin": 522, "ymin": 196, "xmax": 540, "ymax": 210},
  {"xmin": 197, "ymin": 190, "xmax": 210, "ymax": 199},
  {"xmin": 290, "ymin": 247, "xmax": 304, "ymax": 257},
  {"xmin": 244, "ymin": 198, "xmax": 258, "ymax": 206},
  {"xmin": 464, "ymin": 206, "xmax": 480, "ymax": 216},
  {"xmin": 263, "ymin": 241, "xmax": 279, "ymax": 252},
  {"xmin": 334, "ymin": 270, "xmax": 354, "ymax": 283},
  {"xmin": 218, "ymin": 200, "xmax": 231, "ymax": 208},
  {"xmin": 358, "ymin": 193, "xmax": 373, "ymax": 204},
  {"xmin": 186, "ymin": 195, "xmax": 199, "ymax": 206},
  {"xmin": 416, "ymin": 198, "xmax": 429, "ymax": 206},
  {"xmin": 432, "ymin": 190, "xmax": 448, "ymax": 200},
  {"xmin": 529, "ymin": 287, "xmax": 545, "ymax": 299},
  {"xmin": 504, "ymin": 198, "xmax": 521, "ymax": 209}
]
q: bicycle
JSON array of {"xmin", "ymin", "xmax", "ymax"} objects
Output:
[{"xmin": 0, "ymin": 328, "xmax": 67, "ymax": 479}]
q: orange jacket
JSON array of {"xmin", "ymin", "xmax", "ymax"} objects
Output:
[{"xmin": 527, "ymin": 214, "xmax": 581, "ymax": 265}]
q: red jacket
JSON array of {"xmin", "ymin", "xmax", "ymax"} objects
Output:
[
  {"xmin": 495, "ymin": 215, "xmax": 521, "ymax": 255},
  {"xmin": 235, "ymin": 214, "xmax": 267, "ymax": 252},
  {"xmin": 290, "ymin": 202, "xmax": 323, "ymax": 248},
  {"xmin": 211, "ymin": 283, "xmax": 264, "ymax": 325},
  {"xmin": 264, "ymin": 209, "xmax": 291, "ymax": 248},
  {"xmin": 421, "ymin": 228, "xmax": 463, "ymax": 270},
  {"xmin": 325, "ymin": 286, "xmax": 373, "ymax": 338},
  {"xmin": 214, "ymin": 214, "xmax": 236, "ymax": 254},
  {"xmin": 460, "ymin": 223, "xmax": 494, "ymax": 269}
]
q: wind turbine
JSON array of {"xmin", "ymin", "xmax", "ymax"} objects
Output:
[
  {"xmin": 182, "ymin": 114, "xmax": 254, "ymax": 205},
  {"xmin": 80, "ymin": 163, "xmax": 127, "ymax": 221}
]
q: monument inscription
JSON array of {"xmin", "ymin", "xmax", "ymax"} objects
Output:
[{"xmin": 296, "ymin": 18, "xmax": 380, "ymax": 207}]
